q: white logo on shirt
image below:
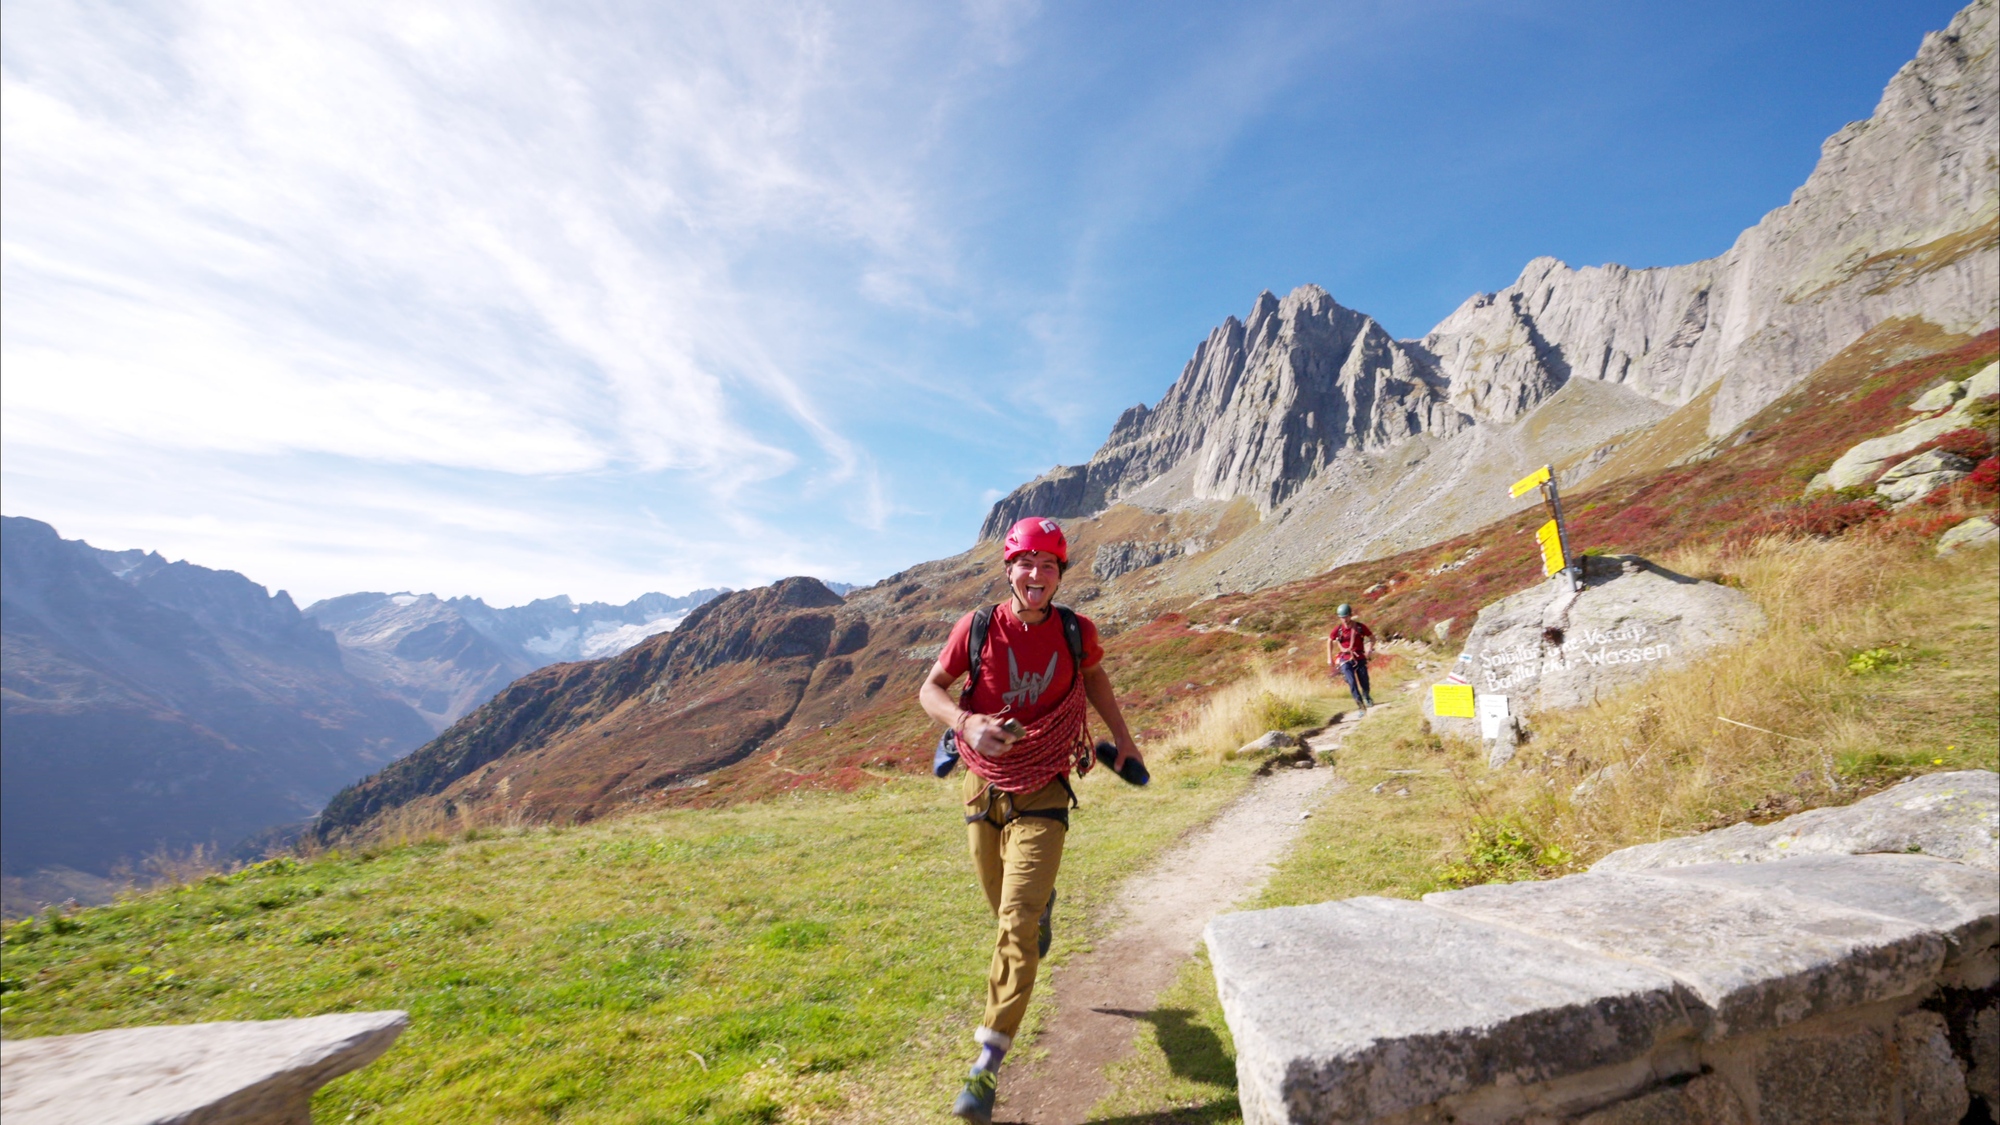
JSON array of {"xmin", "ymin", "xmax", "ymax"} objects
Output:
[{"xmin": 1004, "ymin": 649, "xmax": 1060, "ymax": 708}]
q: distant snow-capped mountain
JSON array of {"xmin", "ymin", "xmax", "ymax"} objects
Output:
[
  {"xmin": 0, "ymin": 516, "xmax": 433, "ymax": 893},
  {"xmin": 303, "ymin": 587, "xmax": 729, "ymax": 732}
]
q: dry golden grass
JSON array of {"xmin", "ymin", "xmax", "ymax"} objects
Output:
[
  {"xmin": 1158, "ymin": 664, "xmax": 1345, "ymax": 762},
  {"xmin": 1454, "ymin": 531, "xmax": 1998, "ymax": 872}
]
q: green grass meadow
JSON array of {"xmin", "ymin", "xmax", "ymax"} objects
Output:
[{"xmin": 1, "ymin": 758, "xmax": 1256, "ymax": 1124}]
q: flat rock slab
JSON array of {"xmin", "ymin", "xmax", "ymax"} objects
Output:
[
  {"xmin": 1648, "ymin": 853, "xmax": 2000, "ymax": 964},
  {"xmin": 1593, "ymin": 770, "xmax": 2000, "ymax": 873},
  {"xmin": 1426, "ymin": 872, "xmax": 1943, "ymax": 1038},
  {"xmin": 0, "ymin": 1011, "xmax": 407, "ymax": 1125},
  {"xmin": 1426, "ymin": 555, "xmax": 1764, "ymax": 734},
  {"xmin": 1204, "ymin": 897, "xmax": 1695, "ymax": 1125}
]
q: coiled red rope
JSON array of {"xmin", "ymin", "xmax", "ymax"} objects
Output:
[{"xmin": 957, "ymin": 678, "xmax": 1093, "ymax": 794}]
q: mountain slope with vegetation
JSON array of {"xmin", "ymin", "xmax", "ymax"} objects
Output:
[
  {"xmin": 4, "ymin": 316, "xmax": 1991, "ymax": 1122},
  {"xmin": 0, "ymin": 517, "xmax": 433, "ymax": 896}
]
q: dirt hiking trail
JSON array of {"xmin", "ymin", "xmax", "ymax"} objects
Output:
[{"xmin": 996, "ymin": 716, "xmax": 1365, "ymax": 1124}]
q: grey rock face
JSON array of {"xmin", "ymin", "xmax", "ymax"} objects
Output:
[
  {"xmin": 1092, "ymin": 538, "xmax": 1204, "ymax": 581},
  {"xmin": 1573, "ymin": 1072, "xmax": 1750, "ymax": 1125},
  {"xmin": 982, "ymin": 287, "xmax": 1462, "ymax": 535},
  {"xmin": 1896, "ymin": 1011, "xmax": 1975, "ymax": 1125},
  {"xmin": 1971, "ymin": 1004, "xmax": 2000, "ymax": 1119},
  {"xmin": 0, "ymin": 1010, "xmax": 406, "ymax": 1125},
  {"xmin": 1825, "ymin": 376, "xmax": 1994, "ymax": 489},
  {"xmin": 304, "ymin": 593, "xmax": 533, "ymax": 734},
  {"xmin": 1909, "ymin": 379, "xmax": 1970, "ymax": 412},
  {"xmin": 1877, "ymin": 447, "xmax": 1977, "ymax": 484},
  {"xmin": 1236, "ymin": 731, "xmax": 1304, "ymax": 755},
  {"xmin": 1425, "ymin": 555, "xmax": 1764, "ymax": 731},
  {"xmin": 1939, "ymin": 515, "xmax": 2000, "ymax": 554},
  {"xmin": 1594, "ymin": 769, "xmax": 2000, "ymax": 872},
  {"xmin": 1877, "ymin": 447, "xmax": 1976, "ymax": 504},
  {"xmin": 1428, "ymin": 0, "xmax": 1998, "ymax": 441}
]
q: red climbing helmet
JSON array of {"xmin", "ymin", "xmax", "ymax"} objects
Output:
[{"xmin": 1003, "ymin": 517, "xmax": 1069, "ymax": 565}]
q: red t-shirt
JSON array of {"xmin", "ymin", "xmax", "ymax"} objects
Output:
[
  {"xmin": 938, "ymin": 602, "xmax": 1104, "ymax": 726},
  {"xmin": 1330, "ymin": 620, "xmax": 1373, "ymax": 665}
]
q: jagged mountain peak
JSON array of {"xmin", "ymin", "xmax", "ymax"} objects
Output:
[
  {"xmin": 983, "ymin": 0, "xmax": 1995, "ymax": 563},
  {"xmin": 981, "ymin": 283, "xmax": 1458, "ymax": 537}
]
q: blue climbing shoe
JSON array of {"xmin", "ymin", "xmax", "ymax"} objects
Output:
[
  {"xmin": 933, "ymin": 729, "xmax": 960, "ymax": 778},
  {"xmin": 1038, "ymin": 889, "xmax": 1056, "ymax": 959},
  {"xmin": 952, "ymin": 1069, "xmax": 997, "ymax": 1124}
]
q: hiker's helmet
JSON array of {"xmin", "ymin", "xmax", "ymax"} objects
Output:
[
  {"xmin": 1003, "ymin": 517, "xmax": 1069, "ymax": 567},
  {"xmin": 1337, "ymin": 603, "xmax": 1353, "ymax": 617}
]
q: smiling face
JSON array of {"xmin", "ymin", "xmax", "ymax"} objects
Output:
[{"xmin": 1005, "ymin": 550, "xmax": 1063, "ymax": 615}]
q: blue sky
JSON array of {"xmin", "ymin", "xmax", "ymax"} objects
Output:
[{"xmin": 1, "ymin": 0, "xmax": 1968, "ymax": 605}]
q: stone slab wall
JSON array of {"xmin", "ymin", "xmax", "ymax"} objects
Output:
[
  {"xmin": 1206, "ymin": 771, "xmax": 1999, "ymax": 1124},
  {"xmin": 0, "ymin": 1010, "xmax": 407, "ymax": 1125}
]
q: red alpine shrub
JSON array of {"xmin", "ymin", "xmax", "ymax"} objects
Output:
[
  {"xmin": 1969, "ymin": 456, "xmax": 2000, "ymax": 499},
  {"xmin": 1930, "ymin": 427, "xmax": 1994, "ymax": 462}
]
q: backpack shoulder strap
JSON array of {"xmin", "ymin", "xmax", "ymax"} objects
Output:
[
  {"xmin": 1056, "ymin": 605, "xmax": 1085, "ymax": 670},
  {"xmin": 962, "ymin": 604, "xmax": 998, "ymax": 705}
]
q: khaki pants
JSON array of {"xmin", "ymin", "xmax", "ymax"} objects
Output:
[{"xmin": 963, "ymin": 770, "xmax": 1070, "ymax": 1039}]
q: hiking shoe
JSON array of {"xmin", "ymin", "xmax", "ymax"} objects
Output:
[
  {"xmin": 952, "ymin": 1069, "xmax": 997, "ymax": 1124},
  {"xmin": 1038, "ymin": 889, "xmax": 1056, "ymax": 959},
  {"xmin": 932, "ymin": 729, "xmax": 960, "ymax": 778}
]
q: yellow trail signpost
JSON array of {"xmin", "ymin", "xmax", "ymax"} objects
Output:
[
  {"xmin": 1535, "ymin": 519, "xmax": 1566, "ymax": 576},
  {"xmin": 1511, "ymin": 464, "xmax": 1582, "ymax": 591}
]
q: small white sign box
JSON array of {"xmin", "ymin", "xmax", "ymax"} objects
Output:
[{"xmin": 1476, "ymin": 693, "xmax": 1511, "ymax": 741}]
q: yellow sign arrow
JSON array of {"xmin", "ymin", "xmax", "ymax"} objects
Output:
[
  {"xmin": 1536, "ymin": 519, "xmax": 1567, "ymax": 577},
  {"xmin": 1509, "ymin": 464, "xmax": 1551, "ymax": 498}
]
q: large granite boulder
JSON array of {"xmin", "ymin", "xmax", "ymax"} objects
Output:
[
  {"xmin": 1820, "ymin": 362, "xmax": 1997, "ymax": 491},
  {"xmin": 1938, "ymin": 515, "xmax": 1999, "ymax": 555},
  {"xmin": 1877, "ymin": 448, "xmax": 1977, "ymax": 505},
  {"xmin": 0, "ymin": 1010, "xmax": 406, "ymax": 1125},
  {"xmin": 1425, "ymin": 554, "xmax": 1764, "ymax": 736}
]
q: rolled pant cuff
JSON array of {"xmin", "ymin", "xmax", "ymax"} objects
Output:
[{"xmin": 973, "ymin": 1026, "xmax": 1013, "ymax": 1050}]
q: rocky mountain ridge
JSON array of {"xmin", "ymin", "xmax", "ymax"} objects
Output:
[
  {"xmin": 985, "ymin": 0, "xmax": 1997, "ymax": 571},
  {"xmin": 312, "ymin": 577, "xmax": 870, "ymax": 839},
  {"xmin": 0, "ymin": 517, "xmax": 434, "ymax": 887}
]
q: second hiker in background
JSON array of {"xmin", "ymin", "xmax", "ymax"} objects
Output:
[
  {"xmin": 1328, "ymin": 602, "xmax": 1376, "ymax": 714},
  {"xmin": 917, "ymin": 516, "xmax": 1144, "ymax": 1125}
]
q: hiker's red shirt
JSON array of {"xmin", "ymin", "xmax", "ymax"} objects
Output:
[
  {"xmin": 1329, "ymin": 620, "xmax": 1374, "ymax": 665},
  {"xmin": 940, "ymin": 602, "xmax": 1104, "ymax": 725}
]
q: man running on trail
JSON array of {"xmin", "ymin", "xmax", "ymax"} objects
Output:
[
  {"xmin": 1327, "ymin": 602, "xmax": 1376, "ymax": 713},
  {"xmin": 918, "ymin": 516, "xmax": 1144, "ymax": 1124}
]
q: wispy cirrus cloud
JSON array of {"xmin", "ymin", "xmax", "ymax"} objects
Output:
[
  {"xmin": 6, "ymin": 0, "xmax": 1951, "ymax": 603},
  {"xmin": 1, "ymin": 0, "xmax": 1035, "ymax": 596}
]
